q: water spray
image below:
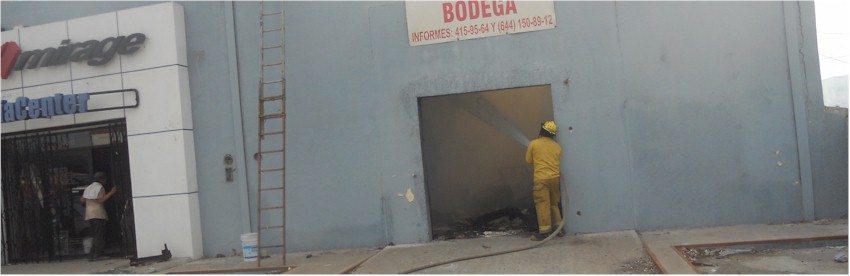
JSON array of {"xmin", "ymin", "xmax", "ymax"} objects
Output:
[{"xmin": 453, "ymin": 94, "xmax": 531, "ymax": 147}]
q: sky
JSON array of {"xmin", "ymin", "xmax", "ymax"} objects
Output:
[
  {"xmin": 815, "ymin": 0, "xmax": 849, "ymax": 80},
  {"xmin": 814, "ymin": 0, "xmax": 849, "ymax": 107}
]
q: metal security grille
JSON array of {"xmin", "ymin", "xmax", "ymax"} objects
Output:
[
  {"xmin": 0, "ymin": 121, "xmax": 135, "ymax": 264},
  {"xmin": 106, "ymin": 122, "xmax": 136, "ymax": 259}
]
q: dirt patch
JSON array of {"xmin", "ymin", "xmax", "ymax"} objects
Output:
[{"xmin": 681, "ymin": 239, "xmax": 848, "ymax": 274}]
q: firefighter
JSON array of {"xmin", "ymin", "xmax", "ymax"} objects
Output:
[{"xmin": 525, "ymin": 120, "xmax": 564, "ymax": 241}]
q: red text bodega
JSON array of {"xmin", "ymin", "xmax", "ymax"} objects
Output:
[{"xmin": 443, "ymin": 0, "xmax": 518, "ymax": 23}]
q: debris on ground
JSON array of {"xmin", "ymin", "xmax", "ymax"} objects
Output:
[
  {"xmin": 683, "ymin": 247, "xmax": 755, "ymax": 260},
  {"xmin": 814, "ymin": 219, "xmax": 833, "ymax": 225},
  {"xmin": 619, "ymin": 256, "xmax": 660, "ymax": 274},
  {"xmin": 692, "ymin": 261, "xmax": 716, "ymax": 267},
  {"xmin": 681, "ymin": 248, "xmax": 702, "ymax": 263},
  {"xmin": 835, "ymin": 252, "xmax": 847, "ymax": 263},
  {"xmin": 682, "ymin": 239, "xmax": 848, "ymax": 274},
  {"xmin": 95, "ymin": 268, "xmax": 137, "ymax": 274},
  {"xmin": 433, "ymin": 206, "xmax": 537, "ymax": 240},
  {"xmin": 130, "ymin": 244, "xmax": 171, "ymax": 266},
  {"xmin": 716, "ymin": 249, "xmax": 753, "ymax": 259},
  {"xmin": 483, "ymin": 230, "xmax": 522, "ymax": 237}
]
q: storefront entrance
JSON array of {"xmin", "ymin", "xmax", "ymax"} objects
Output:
[{"xmin": 1, "ymin": 120, "xmax": 136, "ymax": 264}]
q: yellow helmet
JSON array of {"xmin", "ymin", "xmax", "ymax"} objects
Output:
[{"xmin": 542, "ymin": 121, "xmax": 557, "ymax": 135}]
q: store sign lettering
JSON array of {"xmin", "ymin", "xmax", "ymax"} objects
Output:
[
  {"xmin": 442, "ymin": 0, "xmax": 518, "ymax": 23},
  {"xmin": 1, "ymin": 41, "xmax": 21, "ymax": 79},
  {"xmin": 1, "ymin": 93, "xmax": 90, "ymax": 123},
  {"xmin": 0, "ymin": 33, "xmax": 146, "ymax": 80},
  {"xmin": 406, "ymin": 0, "xmax": 556, "ymax": 46}
]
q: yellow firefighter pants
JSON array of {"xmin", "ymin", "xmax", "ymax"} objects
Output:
[{"xmin": 533, "ymin": 177, "xmax": 562, "ymax": 233}]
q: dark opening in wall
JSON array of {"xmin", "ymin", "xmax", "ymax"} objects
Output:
[
  {"xmin": 1, "ymin": 121, "xmax": 136, "ymax": 263},
  {"xmin": 418, "ymin": 85, "xmax": 554, "ymax": 239}
]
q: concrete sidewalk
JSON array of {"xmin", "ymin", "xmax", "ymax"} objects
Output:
[
  {"xmin": 156, "ymin": 230, "xmax": 651, "ymax": 274},
  {"xmin": 2, "ymin": 219, "xmax": 846, "ymax": 274}
]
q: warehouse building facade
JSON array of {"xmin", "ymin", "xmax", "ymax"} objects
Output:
[{"xmin": 1, "ymin": 1, "xmax": 845, "ymax": 262}]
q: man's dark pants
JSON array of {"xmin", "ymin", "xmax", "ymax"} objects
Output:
[{"xmin": 88, "ymin": 219, "xmax": 106, "ymax": 259}]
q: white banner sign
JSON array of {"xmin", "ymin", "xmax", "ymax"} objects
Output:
[{"xmin": 405, "ymin": 0, "xmax": 556, "ymax": 46}]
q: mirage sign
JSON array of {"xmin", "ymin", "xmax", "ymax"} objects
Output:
[{"xmin": 1, "ymin": 33, "xmax": 146, "ymax": 79}]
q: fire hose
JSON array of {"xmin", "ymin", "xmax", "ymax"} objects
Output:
[
  {"xmin": 400, "ymin": 219, "xmax": 566, "ymax": 274},
  {"xmin": 340, "ymin": 186, "xmax": 569, "ymax": 274},
  {"xmin": 400, "ymin": 186, "xmax": 568, "ymax": 274}
]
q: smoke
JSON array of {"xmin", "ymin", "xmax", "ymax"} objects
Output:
[{"xmin": 454, "ymin": 94, "xmax": 531, "ymax": 147}]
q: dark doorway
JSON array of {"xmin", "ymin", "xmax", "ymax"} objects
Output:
[
  {"xmin": 418, "ymin": 85, "xmax": 555, "ymax": 240},
  {"xmin": 1, "ymin": 121, "xmax": 136, "ymax": 264}
]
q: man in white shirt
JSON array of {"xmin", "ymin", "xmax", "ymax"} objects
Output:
[{"xmin": 80, "ymin": 172, "xmax": 118, "ymax": 261}]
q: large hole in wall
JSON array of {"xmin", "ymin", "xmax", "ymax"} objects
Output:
[{"xmin": 419, "ymin": 85, "xmax": 554, "ymax": 239}]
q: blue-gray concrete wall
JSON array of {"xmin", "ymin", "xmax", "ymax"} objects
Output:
[
  {"xmin": 276, "ymin": 0, "xmax": 846, "ymax": 252},
  {"xmin": 4, "ymin": 1, "xmax": 845, "ymax": 255},
  {"xmin": 617, "ymin": 1, "xmax": 803, "ymax": 228}
]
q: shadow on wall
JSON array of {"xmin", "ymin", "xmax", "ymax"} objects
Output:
[{"xmin": 419, "ymin": 85, "xmax": 554, "ymax": 233}]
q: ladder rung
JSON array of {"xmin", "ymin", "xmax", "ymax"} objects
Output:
[
  {"xmin": 261, "ymin": 95, "xmax": 284, "ymax": 101},
  {"xmin": 261, "ymin": 187, "xmax": 284, "ymax": 191},
  {"xmin": 260, "ymin": 113, "xmax": 284, "ymax": 119},
  {"xmin": 263, "ymin": 45, "xmax": 282, "ymax": 50},
  {"xmin": 259, "ymin": 244, "xmax": 285, "ymax": 248},
  {"xmin": 263, "ymin": 28, "xmax": 282, "ymax": 33},
  {"xmin": 263, "ymin": 79, "xmax": 283, "ymax": 85},
  {"xmin": 262, "ymin": 12, "xmax": 282, "ymax": 16},
  {"xmin": 260, "ymin": 131, "xmax": 284, "ymax": 136},
  {"xmin": 258, "ymin": 149, "xmax": 284, "ymax": 154},
  {"xmin": 260, "ymin": 168, "xmax": 285, "ymax": 173},
  {"xmin": 263, "ymin": 62, "xmax": 283, "ymax": 67},
  {"xmin": 260, "ymin": 206, "xmax": 284, "ymax": 210},
  {"xmin": 259, "ymin": 225, "xmax": 283, "ymax": 230}
]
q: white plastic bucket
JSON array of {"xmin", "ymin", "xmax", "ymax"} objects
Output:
[
  {"xmin": 241, "ymin": 233, "xmax": 258, "ymax": 262},
  {"xmin": 82, "ymin": 237, "xmax": 93, "ymax": 254}
]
